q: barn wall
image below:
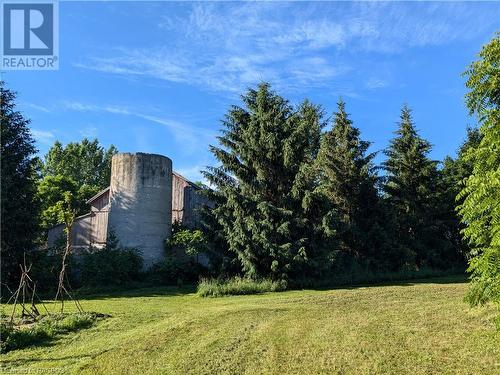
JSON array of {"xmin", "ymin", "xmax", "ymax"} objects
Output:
[
  {"xmin": 172, "ymin": 173, "xmax": 190, "ymax": 224},
  {"xmin": 47, "ymin": 210, "xmax": 108, "ymax": 249},
  {"xmin": 171, "ymin": 173, "xmax": 212, "ymax": 228},
  {"xmin": 90, "ymin": 189, "xmax": 110, "ymax": 211}
]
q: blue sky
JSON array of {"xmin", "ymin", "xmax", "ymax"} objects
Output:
[{"xmin": 2, "ymin": 1, "xmax": 499, "ymax": 181}]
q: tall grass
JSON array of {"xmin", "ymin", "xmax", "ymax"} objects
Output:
[
  {"xmin": 197, "ymin": 277, "xmax": 287, "ymax": 297},
  {"xmin": 1, "ymin": 312, "xmax": 103, "ymax": 353}
]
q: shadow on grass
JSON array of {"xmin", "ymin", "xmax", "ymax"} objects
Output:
[
  {"xmin": 73, "ymin": 274, "xmax": 467, "ymax": 300},
  {"xmin": 301, "ymin": 273, "xmax": 468, "ymax": 293},
  {"xmin": 73, "ymin": 284, "xmax": 197, "ymax": 301}
]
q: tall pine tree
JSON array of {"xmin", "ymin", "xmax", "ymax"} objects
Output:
[
  {"xmin": 316, "ymin": 100, "xmax": 380, "ymax": 262},
  {"xmin": 203, "ymin": 83, "xmax": 332, "ymax": 282},
  {"xmin": 383, "ymin": 105, "xmax": 439, "ymax": 268},
  {"xmin": 1, "ymin": 81, "xmax": 40, "ymax": 287}
]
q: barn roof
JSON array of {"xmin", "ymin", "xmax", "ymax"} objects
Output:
[
  {"xmin": 172, "ymin": 171, "xmax": 202, "ymax": 190},
  {"xmin": 86, "ymin": 186, "xmax": 110, "ymax": 204}
]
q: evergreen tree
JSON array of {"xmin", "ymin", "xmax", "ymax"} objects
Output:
[
  {"xmin": 439, "ymin": 127, "xmax": 482, "ymax": 266},
  {"xmin": 203, "ymin": 83, "xmax": 333, "ymax": 282},
  {"xmin": 316, "ymin": 100, "xmax": 381, "ymax": 262},
  {"xmin": 0, "ymin": 81, "xmax": 40, "ymax": 287},
  {"xmin": 458, "ymin": 33, "xmax": 500, "ymax": 306},
  {"xmin": 382, "ymin": 105, "xmax": 439, "ymax": 268}
]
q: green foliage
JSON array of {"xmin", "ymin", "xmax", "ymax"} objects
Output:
[
  {"xmin": 37, "ymin": 177, "xmax": 82, "ymax": 233},
  {"xmin": 197, "ymin": 277, "xmax": 287, "ymax": 297},
  {"xmin": 458, "ymin": 33, "xmax": 500, "ymax": 306},
  {"xmin": 438, "ymin": 127, "xmax": 482, "ymax": 267},
  {"xmin": 42, "ymin": 138, "xmax": 117, "ymax": 189},
  {"xmin": 79, "ymin": 232, "xmax": 143, "ymax": 287},
  {"xmin": 149, "ymin": 257, "xmax": 205, "ymax": 286},
  {"xmin": 37, "ymin": 138, "xmax": 117, "ymax": 232},
  {"xmin": 316, "ymin": 100, "xmax": 384, "ymax": 262},
  {"xmin": 382, "ymin": 105, "xmax": 442, "ymax": 268},
  {"xmin": 204, "ymin": 83, "xmax": 333, "ymax": 282},
  {"xmin": 1, "ymin": 313, "xmax": 101, "ymax": 353},
  {"xmin": 148, "ymin": 224, "xmax": 208, "ymax": 286},
  {"xmin": 0, "ymin": 81, "xmax": 40, "ymax": 287},
  {"xmin": 167, "ymin": 224, "xmax": 208, "ymax": 257}
]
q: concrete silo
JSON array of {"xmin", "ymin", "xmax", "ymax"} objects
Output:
[{"xmin": 107, "ymin": 153, "xmax": 173, "ymax": 268}]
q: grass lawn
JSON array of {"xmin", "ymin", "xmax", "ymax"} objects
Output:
[{"xmin": 1, "ymin": 276, "xmax": 498, "ymax": 374}]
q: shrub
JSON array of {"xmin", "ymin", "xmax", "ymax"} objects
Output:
[
  {"xmin": 148, "ymin": 223, "xmax": 209, "ymax": 286},
  {"xmin": 79, "ymin": 232, "xmax": 143, "ymax": 286},
  {"xmin": 149, "ymin": 256, "xmax": 206, "ymax": 286},
  {"xmin": 197, "ymin": 277, "xmax": 287, "ymax": 297},
  {"xmin": 167, "ymin": 225, "xmax": 208, "ymax": 257}
]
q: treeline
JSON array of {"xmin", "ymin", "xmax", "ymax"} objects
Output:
[
  {"xmin": 1, "ymin": 33, "xmax": 498, "ymax": 305},
  {"xmin": 0, "ymin": 90, "xmax": 118, "ymax": 287},
  {"xmin": 201, "ymin": 84, "xmax": 474, "ymax": 286}
]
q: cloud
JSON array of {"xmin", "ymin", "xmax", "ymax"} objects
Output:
[
  {"xmin": 31, "ymin": 129, "xmax": 55, "ymax": 145},
  {"xmin": 74, "ymin": 2, "xmax": 500, "ymax": 95},
  {"xmin": 365, "ymin": 78, "xmax": 389, "ymax": 90},
  {"xmin": 25, "ymin": 103, "xmax": 51, "ymax": 113},
  {"xmin": 62, "ymin": 101, "xmax": 215, "ymax": 153}
]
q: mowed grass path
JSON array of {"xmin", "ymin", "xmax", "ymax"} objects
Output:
[{"xmin": 1, "ymin": 277, "xmax": 498, "ymax": 374}]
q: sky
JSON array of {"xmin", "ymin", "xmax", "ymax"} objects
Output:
[{"xmin": 2, "ymin": 1, "xmax": 499, "ymax": 182}]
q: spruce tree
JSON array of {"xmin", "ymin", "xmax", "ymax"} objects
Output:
[
  {"xmin": 203, "ymin": 83, "xmax": 332, "ymax": 282},
  {"xmin": 316, "ymin": 100, "xmax": 380, "ymax": 261},
  {"xmin": 1, "ymin": 81, "xmax": 40, "ymax": 287},
  {"xmin": 439, "ymin": 127, "xmax": 482, "ymax": 266},
  {"xmin": 382, "ymin": 105, "xmax": 439, "ymax": 268}
]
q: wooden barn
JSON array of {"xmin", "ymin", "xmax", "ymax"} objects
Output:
[{"xmin": 47, "ymin": 170, "xmax": 210, "ymax": 251}]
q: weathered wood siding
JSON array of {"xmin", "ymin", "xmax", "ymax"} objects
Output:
[
  {"xmin": 47, "ymin": 210, "xmax": 108, "ymax": 249},
  {"xmin": 90, "ymin": 189, "xmax": 110, "ymax": 211},
  {"xmin": 47, "ymin": 170, "xmax": 212, "ymax": 251},
  {"xmin": 171, "ymin": 172, "xmax": 211, "ymax": 228}
]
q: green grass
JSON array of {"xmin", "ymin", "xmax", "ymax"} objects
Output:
[
  {"xmin": 1, "ymin": 312, "xmax": 103, "ymax": 353},
  {"xmin": 197, "ymin": 277, "xmax": 286, "ymax": 297},
  {"xmin": 1, "ymin": 276, "xmax": 498, "ymax": 374}
]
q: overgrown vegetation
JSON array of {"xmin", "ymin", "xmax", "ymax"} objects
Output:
[
  {"xmin": 458, "ymin": 32, "xmax": 500, "ymax": 307},
  {"xmin": 197, "ymin": 277, "xmax": 286, "ymax": 297},
  {"xmin": 79, "ymin": 232, "xmax": 143, "ymax": 287},
  {"xmin": 148, "ymin": 224, "xmax": 209, "ymax": 285},
  {"xmin": 1, "ymin": 312, "xmax": 102, "ymax": 353},
  {"xmin": 1, "ymin": 34, "xmax": 498, "ymax": 308}
]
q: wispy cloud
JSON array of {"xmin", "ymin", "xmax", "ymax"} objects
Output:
[
  {"xmin": 74, "ymin": 2, "xmax": 499, "ymax": 95},
  {"xmin": 25, "ymin": 103, "xmax": 51, "ymax": 113},
  {"xmin": 31, "ymin": 129, "xmax": 55, "ymax": 145},
  {"xmin": 365, "ymin": 78, "xmax": 389, "ymax": 90},
  {"xmin": 62, "ymin": 101, "xmax": 215, "ymax": 153}
]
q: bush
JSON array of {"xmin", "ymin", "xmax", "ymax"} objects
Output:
[
  {"xmin": 79, "ymin": 232, "xmax": 143, "ymax": 286},
  {"xmin": 148, "ymin": 256, "xmax": 206, "ymax": 286},
  {"xmin": 1, "ymin": 312, "xmax": 101, "ymax": 353},
  {"xmin": 147, "ymin": 223, "xmax": 209, "ymax": 286},
  {"xmin": 197, "ymin": 277, "xmax": 287, "ymax": 297}
]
